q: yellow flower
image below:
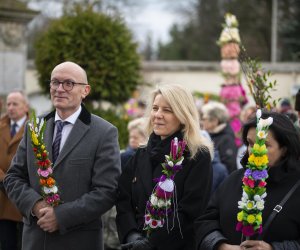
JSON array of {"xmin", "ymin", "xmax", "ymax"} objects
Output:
[
  {"xmin": 249, "ymin": 155, "xmax": 268, "ymax": 167},
  {"xmin": 36, "ymin": 153, "xmax": 41, "ymax": 158},
  {"xmin": 31, "ymin": 132, "xmax": 39, "ymax": 146},
  {"xmin": 41, "ymin": 145, "xmax": 45, "ymax": 150},
  {"xmin": 257, "ymin": 130, "xmax": 267, "ymax": 139},
  {"xmin": 252, "ymin": 143, "xmax": 260, "ymax": 151},
  {"xmin": 247, "ymin": 214, "xmax": 256, "ymax": 224},
  {"xmin": 237, "ymin": 211, "xmax": 244, "ymax": 221},
  {"xmin": 246, "ymin": 201, "xmax": 255, "ymax": 209},
  {"xmin": 256, "ymin": 214, "xmax": 262, "ymax": 223},
  {"xmin": 248, "ymin": 154, "xmax": 255, "ymax": 163},
  {"xmin": 253, "ymin": 144, "xmax": 267, "ymax": 154}
]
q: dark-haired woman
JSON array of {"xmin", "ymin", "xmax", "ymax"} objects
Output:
[{"xmin": 195, "ymin": 111, "xmax": 300, "ymax": 250}]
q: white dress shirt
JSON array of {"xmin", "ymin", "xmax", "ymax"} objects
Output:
[
  {"xmin": 53, "ymin": 106, "xmax": 82, "ymax": 152},
  {"xmin": 10, "ymin": 115, "xmax": 27, "ymax": 134}
]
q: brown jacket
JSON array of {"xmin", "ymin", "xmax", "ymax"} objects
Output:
[{"xmin": 0, "ymin": 114, "xmax": 27, "ymax": 221}]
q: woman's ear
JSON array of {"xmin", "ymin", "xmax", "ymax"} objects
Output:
[{"xmin": 281, "ymin": 146, "xmax": 287, "ymax": 158}]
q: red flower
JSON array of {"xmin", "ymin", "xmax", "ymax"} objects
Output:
[
  {"xmin": 258, "ymin": 181, "xmax": 266, "ymax": 187},
  {"xmin": 151, "ymin": 220, "xmax": 158, "ymax": 227},
  {"xmin": 243, "ymin": 177, "xmax": 255, "ymax": 188}
]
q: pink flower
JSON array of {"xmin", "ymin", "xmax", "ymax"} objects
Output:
[
  {"xmin": 236, "ymin": 222, "xmax": 243, "ymax": 231},
  {"xmin": 220, "ymin": 85, "xmax": 243, "ymax": 101},
  {"xmin": 242, "ymin": 177, "xmax": 255, "ymax": 188},
  {"xmin": 258, "ymin": 181, "xmax": 267, "ymax": 187},
  {"xmin": 258, "ymin": 224, "xmax": 263, "ymax": 234},
  {"xmin": 37, "ymin": 168, "xmax": 52, "ymax": 178},
  {"xmin": 226, "ymin": 102, "xmax": 242, "ymax": 117},
  {"xmin": 230, "ymin": 118, "xmax": 242, "ymax": 133},
  {"xmin": 242, "ymin": 225, "xmax": 255, "ymax": 236},
  {"xmin": 221, "ymin": 59, "xmax": 240, "ymax": 75},
  {"xmin": 156, "ymin": 186, "xmax": 173, "ymax": 199}
]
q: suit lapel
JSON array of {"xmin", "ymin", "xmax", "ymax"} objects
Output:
[
  {"xmin": 2, "ymin": 126, "xmax": 11, "ymax": 145},
  {"xmin": 138, "ymin": 152, "xmax": 154, "ymax": 197},
  {"xmin": 44, "ymin": 117, "xmax": 54, "ymax": 162},
  {"xmin": 53, "ymin": 119, "xmax": 89, "ymax": 169}
]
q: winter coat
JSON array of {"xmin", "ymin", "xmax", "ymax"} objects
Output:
[
  {"xmin": 209, "ymin": 123, "xmax": 238, "ymax": 173},
  {"xmin": 0, "ymin": 114, "xmax": 26, "ymax": 222},
  {"xmin": 195, "ymin": 159, "xmax": 300, "ymax": 250},
  {"xmin": 116, "ymin": 131, "xmax": 212, "ymax": 250}
]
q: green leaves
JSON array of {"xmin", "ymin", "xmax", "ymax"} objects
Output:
[
  {"xmin": 35, "ymin": 6, "xmax": 141, "ymax": 105},
  {"xmin": 240, "ymin": 56, "xmax": 279, "ymax": 109}
]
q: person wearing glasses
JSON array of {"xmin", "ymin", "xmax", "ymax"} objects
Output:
[{"xmin": 4, "ymin": 61, "xmax": 121, "ymax": 250}]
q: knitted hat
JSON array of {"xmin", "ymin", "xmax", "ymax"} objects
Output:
[{"xmin": 295, "ymin": 89, "xmax": 300, "ymax": 111}]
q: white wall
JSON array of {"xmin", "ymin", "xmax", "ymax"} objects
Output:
[{"xmin": 24, "ymin": 61, "xmax": 300, "ymax": 114}]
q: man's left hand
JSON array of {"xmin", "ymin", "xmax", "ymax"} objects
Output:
[
  {"xmin": 240, "ymin": 240, "xmax": 273, "ymax": 250},
  {"xmin": 37, "ymin": 206, "xmax": 59, "ymax": 233}
]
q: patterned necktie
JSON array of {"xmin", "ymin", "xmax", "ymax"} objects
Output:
[
  {"xmin": 10, "ymin": 123, "xmax": 17, "ymax": 138},
  {"xmin": 52, "ymin": 121, "xmax": 69, "ymax": 164}
]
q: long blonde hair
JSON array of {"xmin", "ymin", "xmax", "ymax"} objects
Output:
[{"xmin": 145, "ymin": 84, "xmax": 213, "ymax": 159}]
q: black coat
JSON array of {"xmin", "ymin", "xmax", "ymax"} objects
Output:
[
  {"xmin": 209, "ymin": 123, "xmax": 237, "ymax": 173},
  {"xmin": 116, "ymin": 132, "xmax": 212, "ymax": 250},
  {"xmin": 195, "ymin": 159, "xmax": 300, "ymax": 250}
]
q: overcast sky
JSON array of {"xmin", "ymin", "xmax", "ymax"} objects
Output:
[{"xmin": 27, "ymin": 0, "xmax": 191, "ymax": 50}]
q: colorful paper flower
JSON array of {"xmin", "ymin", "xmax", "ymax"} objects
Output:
[
  {"xmin": 143, "ymin": 138, "xmax": 186, "ymax": 236},
  {"xmin": 236, "ymin": 109, "xmax": 273, "ymax": 237},
  {"xmin": 29, "ymin": 111, "xmax": 61, "ymax": 207}
]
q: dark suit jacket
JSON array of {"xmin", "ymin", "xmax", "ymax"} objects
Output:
[
  {"xmin": 116, "ymin": 134, "xmax": 212, "ymax": 250},
  {"xmin": 4, "ymin": 105, "xmax": 121, "ymax": 250}
]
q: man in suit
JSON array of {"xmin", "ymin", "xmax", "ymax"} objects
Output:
[
  {"xmin": 0, "ymin": 90, "xmax": 29, "ymax": 250},
  {"xmin": 4, "ymin": 61, "xmax": 121, "ymax": 250}
]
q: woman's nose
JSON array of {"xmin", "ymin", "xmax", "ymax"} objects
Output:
[{"xmin": 155, "ymin": 109, "xmax": 163, "ymax": 118}]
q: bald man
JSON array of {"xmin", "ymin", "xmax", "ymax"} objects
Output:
[
  {"xmin": 4, "ymin": 62, "xmax": 121, "ymax": 250},
  {"xmin": 0, "ymin": 90, "xmax": 29, "ymax": 250}
]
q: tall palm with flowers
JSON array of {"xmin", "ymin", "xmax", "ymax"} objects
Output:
[
  {"xmin": 29, "ymin": 111, "xmax": 61, "ymax": 206},
  {"xmin": 236, "ymin": 109, "xmax": 273, "ymax": 238},
  {"xmin": 144, "ymin": 137, "xmax": 186, "ymax": 237}
]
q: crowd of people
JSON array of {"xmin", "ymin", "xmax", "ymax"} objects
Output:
[{"xmin": 0, "ymin": 61, "xmax": 300, "ymax": 250}]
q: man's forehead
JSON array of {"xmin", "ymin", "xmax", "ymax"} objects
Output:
[
  {"xmin": 51, "ymin": 64, "xmax": 86, "ymax": 82},
  {"xmin": 7, "ymin": 93, "xmax": 24, "ymax": 102}
]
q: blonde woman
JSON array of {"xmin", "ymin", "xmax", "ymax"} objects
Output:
[
  {"xmin": 116, "ymin": 84, "xmax": 213, "ymax": 250},
  {"xmin": 121, "ymin": 117, "xmax": 148, "ymax": 170}
]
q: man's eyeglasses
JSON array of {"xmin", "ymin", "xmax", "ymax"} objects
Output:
[{"xmin": 49, "ymin": 79, "xmax": 88, "ymax": 91}]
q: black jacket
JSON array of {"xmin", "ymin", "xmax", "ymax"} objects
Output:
[
  {"xmin": 116, "ymin": 132, "xmax": 212, "ymax": 250},
  {"xmin": 209, "ymin": 123, "xmax": 237, "ymax": 173},
  {"xmin": 195, "ymin": 159, "xmax": 300, "ymax": 250}
]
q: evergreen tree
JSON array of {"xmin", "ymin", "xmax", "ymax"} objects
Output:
[{"xmin": 34, "ymin": 5, "xmax": 141, "ymax": 105}]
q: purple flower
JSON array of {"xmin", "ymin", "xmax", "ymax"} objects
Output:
[
  {"xmin": 244, "ymin": 169, "xmax": 252, "ymax": 177},
  {"xmin": 252, "ymin": 170, "xmax": 268, "ymax": 180},
  {"xmin": 173, "ymin": 165, "xmax": 182, "ymax": 172}
]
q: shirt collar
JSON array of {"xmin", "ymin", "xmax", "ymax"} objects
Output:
[
  {"xmin": 54, "ymin": 106, "xmax": 82, "ymax": 125},
  {"xmin": 11, "ymin": 115, "xmax": 27, "ymax": 128}
]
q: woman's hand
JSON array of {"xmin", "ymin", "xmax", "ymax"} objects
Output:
[
  {"xmin": 218, "ymin": 243, "xmax": 243, "ymax": 250},
  {"xmin": 240, "ymin": 240, "xmax": 273, "ymax": 250}
]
